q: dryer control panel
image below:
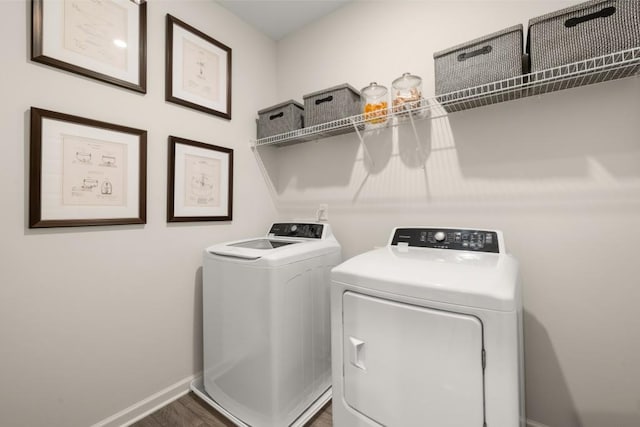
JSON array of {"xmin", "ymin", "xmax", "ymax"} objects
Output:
[
  {"xmin": 269, "ymin": 223, "xmax": 324, "ymax": 239},
  {"xmin": 391, "ymin": 228, "xmax": 500, "ymax": 253}
]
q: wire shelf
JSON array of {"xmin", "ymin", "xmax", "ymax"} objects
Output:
[{"xmin": 253, "ymin": 47, "xmax": 640, "ymax": 147}]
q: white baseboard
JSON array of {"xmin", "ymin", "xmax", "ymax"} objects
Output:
[
  {"xmin": 527, "ymin": 419, "xmax": 551, "ymax": 427},
  {"xmin": 91, "ymin": 373, "xmax": 199, "ymax": 427}
]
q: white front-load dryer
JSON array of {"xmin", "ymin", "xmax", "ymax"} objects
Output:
[
  {"xmin": 192, "ymin": 222, "xmax": 341, "ymax": 427},
  {"xmin": 331, "ymin": 227, "xmax": 524, "ymax": 427}
]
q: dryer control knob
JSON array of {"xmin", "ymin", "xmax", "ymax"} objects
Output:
[
  {"xmin": 290, "ymin": 225, "xmax": 298, "ymax": 232},
  {"xmin": 434, "ymin": 231, "xmax": 446, "ymax": 242}
]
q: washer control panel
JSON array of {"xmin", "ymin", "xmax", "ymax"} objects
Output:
[
  {"xmin": 269, "ymin": 223, "xmax": 324, "ymax": 239},
  {"xmin": 391, "ymin": 228, "xmax": 500, "ymax": 253}
]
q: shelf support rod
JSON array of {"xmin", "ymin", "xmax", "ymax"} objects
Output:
[
  {"xmin": 408, "ymin": 108, "xmax": 427, "ymax": 162},
  {"xmin": 351, "ymin": 117, "xmax": 375, "ymax": 169}
]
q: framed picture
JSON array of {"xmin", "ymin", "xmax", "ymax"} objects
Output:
[
  {"xmin": 167, "ymin": 136, "xmax": 233, "ymax": 222},
  {"xmin": 30, "ymin": 107, "xmax": 147, "ymax": 228},
  {"xmin": 31, "ymin": 0, "xmax": 147, "ymax": 93},
  {"xmin": 166, "ymin": 14, "xmax": 232, "ymax": 119}
]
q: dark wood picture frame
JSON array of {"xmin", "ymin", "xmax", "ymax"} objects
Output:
[
  {"xmin": 166, "ymin": 14, "xmax": 232, "ymax": 119},
  {"xmin": 31, "ymin": 0, "xmax": 147, "ymax": 93},
  {"xmin": 167, "ymin": 136, "xmax": 233, "ymax": 222},
  {"xmin": 30, "ymin": 107, "xmax": 147, "ymax": 228}
]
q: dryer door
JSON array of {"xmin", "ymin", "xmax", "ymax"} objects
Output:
[{"xmin": 342, "ymin": 292, "xmax": 485, "ymax": 426}]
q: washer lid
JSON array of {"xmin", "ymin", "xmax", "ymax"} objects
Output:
[
  {"xmin": 204, "ymin": 222, "xmax": 339, "ymax": 266},
  {"xmin": 205, "ymin": 237, "xmax": 339, "ymax": 267},
  {"xmin": 228, "ymin": 238, "xmax": 299, "ymax": 250},
  {"xmin": 332, "ymin": 246, "xmax": 519, "ymax": 311}
]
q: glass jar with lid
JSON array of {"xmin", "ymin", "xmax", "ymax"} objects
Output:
[
  {"xmin": 361, "ymin": 82, "xmax": 388, "ymax": 125},
  {"xmin": 391, "ymin": 72, "xmax": 423, "ymax": 115}
]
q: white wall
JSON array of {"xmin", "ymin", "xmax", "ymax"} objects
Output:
[
  {"xmin": 0, "ymin": 1, "xmax": 278, "ymax": 426},
  {"xmin": 2, "ymin": 1, "xmax": 639, "ymax": 426},
  {"xmin": 268, "ymin": 1, "xmax": 640, "ymax": 426}
]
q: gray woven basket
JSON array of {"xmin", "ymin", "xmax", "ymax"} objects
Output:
[
  {"xmin": 257, "ymin": 100, "xmax": 304, "ymax": 139},
  {"xmin": 303, "ymin": 84, "xmax": 360, "ymax": 127},
  {"xmin": 527, "ymin": 0, "xmax": 640, "ymax": 72},
  {"xmin": 434, "ymin": 25, "xmax": 524, "ymax": 95}
]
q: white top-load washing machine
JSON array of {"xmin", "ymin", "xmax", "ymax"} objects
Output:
[
  {"xmin": 331, "ymin": 227, "xmax": 524, "ymax": 427},
  {"xmin": 192, "ymin": 222, "xmax": 341, "ymax": 427}
]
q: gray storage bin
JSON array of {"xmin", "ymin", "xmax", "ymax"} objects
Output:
[
  {"xmin": 303, "ymin": 84, "xmax": 360, "ymax": 127},
  {"xmin": 434, "ymin": 25, "xmax": 524, "ymax": 95},
  {"xmin": 257, "ymin": 100, "xmax": 304, "ymax": 139},
  {"xmin": 527, "ymin": 0, "xmax": 640, "ymax": 72}
]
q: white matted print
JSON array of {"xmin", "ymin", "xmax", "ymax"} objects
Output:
[
  {"xmin": 166, "ymin": 14, "xmax": 231, "ymax": 119},
  {"xmin": 168, "ymin": 136, "xmax": 233, "ymax": 222},
  {"xmin": 30, "ymin": 107, "xmax": 147, "ymax": 228},
  {"xmin": 181, "ymin": 38, "xmax": 221, "ymax": 104},
  {"xmin": 183, "ymin": 153, "xmax": 221, "ymax": 208},
  {"xmin": 61, "ymin": 134, "xmax": 127, "ymax": 206},
  {"xmin": 32, "ymin": 0, "xmax": 146, "ymax": 93}
]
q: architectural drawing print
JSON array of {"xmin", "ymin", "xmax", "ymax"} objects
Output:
[
  {"xmin": 182, "ymin": 38, "xmax": 219, "ymax": 103},
  {"xmin": 62, "ymin": 134, "xmax": 127, "ymax": 206},
  {"xmin": 76, "ymin": 151, "xmax": 92, "ymax": 163},
  {"xmin": 101, "ymin": 179, "xmax": 113, "ymax": 195},
  {"xmin": 191, "ymin": 173, "xmax": 213, "ymax": 195},
  {"xmin": 64, "ymin": 0, "xmax": 129, "ymax": 70},
  {"xmin": 184, "ymin": 153, "xmax": 220, "ymax": 207},
  {"xmin": 81, "ymin": 178, "xmax": 99, "ymax": 190},
  {"xmin": 100, "ymin": 155, "xmax": 117, "ymax": 167}
]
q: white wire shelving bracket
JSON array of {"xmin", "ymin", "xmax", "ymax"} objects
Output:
[{"xmin": 251, "ymin": 47, "xmax": 640, "ymax": 148}]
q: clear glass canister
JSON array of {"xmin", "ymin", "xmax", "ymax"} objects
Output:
[
  {"xmin": 392, "ymin": 72, "xmax": 423, "ymax": 114},
  {"xmin": 361, "ymin": 82, "xmax": 388, "ymax": 125}
]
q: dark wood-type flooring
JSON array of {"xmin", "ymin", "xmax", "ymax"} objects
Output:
[{"xmin": 131, "ymin": 392, "xmax": 332, "ymax": 427}]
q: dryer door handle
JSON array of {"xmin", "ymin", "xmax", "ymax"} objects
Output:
[{"xmin": 349, "ymin": 337, "xmax": 366, "ymax": 370}]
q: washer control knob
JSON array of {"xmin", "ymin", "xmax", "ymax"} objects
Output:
[
  {"xmin": 434, "ymin": 231, "xmax": 446, "ymax": 242},
  {"xmin": 290, "ymin": 224, "xmax": 298, "ymax": 232}
]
